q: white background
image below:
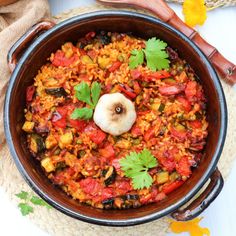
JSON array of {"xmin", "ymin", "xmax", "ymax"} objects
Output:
[{"xmin": 0, "ymin": 1, "xmax": 236, "ymax": 235}]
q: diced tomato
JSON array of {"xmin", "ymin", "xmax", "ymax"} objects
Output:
[
  {"xmin": 85, "ymin": 31, "xmax": 96, "ymax": 40},
  {"xmin": 170, "ymin": 127, "xmax": 187, "ymax": 140},
  {"xmin": 115, "ymin": 180, "xmax": 132, "ymax": 195},
  {"xmin": 69, "ymin": 119, "xmax": 87, "ymax": 131},
  {"xmin": 26, "ymin": 85, "xmax": 35, "ymax": 102},
  {"xmin": 52, "ymin": 106, "xmax": 68, "ymax": 129},
  {"xmin": 133, "ymin": 81, "xmax": 141, "ymax": 94},
  {"xmin": 86, "ymin": 50, "xmax": 97, "ymax": 60},
  {"xmin": 155, "ymin": 192, "xmax": 166, "ymax": 202},
  {"xmin": 158, "ymin": 156, "xmax": 176, "ymax": 172},
  {"xmin": 99, "ymin": 144, "xmax": 115, "ymax": 159},
  {"xmin": 185, "ymin": 81, "xmax": 197, "ymax": 99},
  {"xmin": 108, "ymin": 61, "xmax": 122, "ymax": 72},
  {"xmin": 131, "ymin": 69, "xmax": 142, "ymax": 79},
  {"xmin": 79, "ymin": 177, "xmax": 101, "ymax": 196},
  {"xmin": 189, "ymin": 120, "xmax": 202, "ymax": 129},
  {"xmin": 85, "ymin": 123, "xmax": 106, "ymax": 144},
  {"xmin": 101, "ymin": 188, "xmax": 114, "ymax": 201},
  {"xmin": 158, "ymin": 84, "xmax": 185, "ymax": 96},
  {"xmin": 144, "ymin": 127, "xmax": 155, "ymax": 141},
  {"xmin": 162, "ymin": 180, "xmax": 184, "ymax": 195},
  {"xmin": 176, "ymin": 156, "xmax": 192, "ymax": 177},
  {"xmin": 176, "ymin": 96, "xmax": 192, "ymax": 112},
  {"xmin": 112, "ymin": 158, "xmax": 121, "ymax": 171},
  {"xmin": 52, "ymin": 50, "xmax": 78, "ymax": 67},
  {"xmin": 119, "ymin": 84, "xmax": 137, "ymax": 99},
  {"xmin": 131, "ymin": 125, "xmax": 142, "ymax": 137}
]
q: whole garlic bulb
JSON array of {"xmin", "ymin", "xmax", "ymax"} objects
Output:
[{"xmin": 93, "ymin": 93, "xmax": 137, "ymax": 136}]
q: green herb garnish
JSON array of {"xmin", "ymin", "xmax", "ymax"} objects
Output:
[
  {"xmin": 119, "ymin": 148, "xmax": 158, "ymax": 189},
  {"xmin": 71, "ymin": 81, "xmax": 101, "ymax": 120},
  {"xmin": 15, "ymin": 191, "xmax": 52, "ymax": 216},
  {"xmin": 129, "ymin": 37, "xmax": 170, "ymax": 71}
]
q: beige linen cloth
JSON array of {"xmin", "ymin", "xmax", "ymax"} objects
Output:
[{"xmin": 0, "ymin": 1, "xmax": 236, "ymax": 236}]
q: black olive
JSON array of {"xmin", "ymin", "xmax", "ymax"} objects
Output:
[
  {"xmin": 103, "ymin": 166, "xmax": 116, "ymax": 186},
  {"xmin": 102, "ymin": 198, "xmax": 114, "ymax": 209},
  {"xmin": 45, "ymin": 87, "xmax": 67, "ymax": 97}
]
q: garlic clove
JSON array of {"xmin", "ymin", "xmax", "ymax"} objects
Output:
[{"xmin": 93, "ymin": 93, "xmax": 137, "ymax": 136}]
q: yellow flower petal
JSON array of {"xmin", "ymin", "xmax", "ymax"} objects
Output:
[
  {"xmin": 183, "ymin": 0, "xmax": 207, "ymax": 27},
  {"xmin": 169, "ymin": 217, "xmax": 210, "ymax": 236}
]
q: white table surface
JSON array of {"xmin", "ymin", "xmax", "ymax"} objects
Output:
[{"xmin": 1, "ymin": 1, "xmax": 236, "ymax": 235}]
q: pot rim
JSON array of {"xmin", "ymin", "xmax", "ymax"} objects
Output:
[{"xmin": 4, "ymin": 10, "xmax": 228, "ymax": 226}]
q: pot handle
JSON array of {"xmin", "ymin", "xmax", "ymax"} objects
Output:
[
  {"xmin": 97, "ymin": 0, "xmax": 236, "ymax": 85},
  {"xmin": 7, "ymin": 20, "xmax": 55, "ymax": 72},
  {"xmin": 171, "ymin": 168, "xmax": 223, "ymax": 221}
]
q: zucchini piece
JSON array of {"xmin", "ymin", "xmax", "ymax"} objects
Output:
[
  {"xmin": 156, "ymin": 171, "xmax": 169, "ymax": 184},
  {"xmin": 45, "ymin": 87, "xmax": 67, "ymax": 97},
  {"xmin": 41, "ymin": 157, "xmax": 55, "ymax": 173},
  {"xmin": 58, "ymin": 131, "xmax": 73, "ymax": 149},
  {"xmin": 22, "ymin": 121, "xmax": 34, "ymax": 133},
  {"xmin": 29, "ymin": 134, "xmax": 45, "ymax": 154},
  {"xmin": 45, "ymin": 134, "xmax": 58, "ymax": 149},
  {"xmin": 158, "ymin": 103, "xmax": 165, "ymax": 112},
  {"xmin": 81, "ymin": 55, "xmax": 93, "ymax": 64}
]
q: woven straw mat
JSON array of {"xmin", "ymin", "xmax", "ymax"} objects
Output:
[{"xmin": 0, "ymin": 3, "xmax": 236, "ymax": 236}]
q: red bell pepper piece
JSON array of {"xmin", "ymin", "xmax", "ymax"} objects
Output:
[
  {"xmin": 189, "ymin": 120, "xmax": 202, "ymax": 129},
  {"xmin": 185, "ymin": 81, "xmax": 197, "ymax": 99},
  {"xmin": 131, "ymin": 69, "xmax": 142, "ymax": 79},
  {"xmin": 119, "ymin": 83, "xmax": 137, "ymax": 99},
  {"xmin": 176, "ymin": 156, "xmax": 192, "ymax": 177},
  {"xmin": 84, "ymin": 123, "xmax": 106, "ymax": 145},
  {"xmin": 144, "ymin": 70, "xmax": 171, "ymax": 81},
  {"xmin": 26, "ymin": 85, "xmax": 35, "ymax": 102},
  {"xmin": 144, "ymin": 127, "xmax": 155, "ymax": 141},
  {"xmin": 159, "ymin": 84, "xmax": 185, "ymax": 96},
  {"xmin": 176, "ymin": 96, "xmax": 192, "ymax": 112},
  {"xmin": 85, "ymin": 31, "xmax": 96, "ymax": 40},
  {"xmin": 52, "ymin": 50, "xmax": 78, "ymax": 67},
  {"xmin": 99, "ymin": 144, "xmax": 115, "ymax": 159},
  {"xmin": 52, "ymin": 106, "xmax": 68, "ymax": 129},
  {"xmin": 162, "ymin": 180, "xmax": 184, "ymax": 195},
  {"xmin": 108, "ymin": 61, "xmax": 122, "ymax": 72}
]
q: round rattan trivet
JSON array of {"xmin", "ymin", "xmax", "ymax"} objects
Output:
[{"xmin": 0, "ymin": 3, "xmax": 236, "ymax": 236}]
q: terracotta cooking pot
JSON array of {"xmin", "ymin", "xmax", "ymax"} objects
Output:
[{"xmin": 4, "ymin": 11, "xmax": 227, "ymax": 226}]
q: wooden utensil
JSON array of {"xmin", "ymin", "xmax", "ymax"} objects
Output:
[{"xmin": 97, "ymin": 0, "xmax": 236, "ymax": 85}]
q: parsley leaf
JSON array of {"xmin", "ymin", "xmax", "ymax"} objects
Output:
[
  {"xmin": 143, "ymin": 38, "xmax": 170, "ymax": 71},
  {"xmin": 91, "ymin": 81, "xmax": 101, "ymax": 106},
  {"xmin": 119, "ymin": 148, "xmax": 158, "ymax": 189},
  {"xmin": 128, "ymin": 37, "xmax": 170, "ymax": 71},
  {"xmin": 129, "ymin": 49, "xmax": 144, "ymax": 69},
  {"xmin": 74, "ymin": 81, "xmax": 93, "ymax": 106},
  {"xmin": 71, "ymin": 107, "xmax": 93, "ymax": 120},
  {"xmin": 15, "ymin": 191, "xmax": 29, "ymax": 200},
  {"xmin": 18, "ymin": 203, "xmax": 34, "ymax": 216},
  {"xmin": 72, "ymin": 81, "xmax": 101, "ymax": 120},
  {"xmin": 30, "ymin": 196, "xmax": 52, "ymax": 209}
]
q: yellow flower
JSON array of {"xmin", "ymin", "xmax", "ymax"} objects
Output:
[{"xmin": 183, "ymin": 0, "xmax": 207, "ymax": 27}]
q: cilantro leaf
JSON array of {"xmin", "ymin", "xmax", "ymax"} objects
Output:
[
  {"xmin": 74, "ymin": 81, "xmax": 93, "ymax": 106},
  {"xmin": 143, "ymin": 38, "xmax": 170, "ymax": 71},
  {"xmin": 129, "ymin": 49, "xmax": 144, "ymax": 69},
  {"xmin": 18, "ymin": 203, "xmax": 33, "ymax": 216},
  {"xmin": 91, "ymin": 82, "xmax": 101, "ymax": 106},
  {"xmin": 15, "ymin": 191, "xmax": 29, "ymax": 200},
  {"xmin": 139, "ymin": 148, "xmax": 158, "ymax": 169},
  {"xmin": 30, "ymin": 196, "xmax": 52, "ymax": 209},
  {"xmin": 71, "ymin": 107, "xmax": 93, "ymax": 120},
  {"xmin": 132, "ymin": 171, "xmax": 153, "ymax": 190},
  {"xmin": 119, "ymin": 148, "xmax": 158, "ymax": 190}
]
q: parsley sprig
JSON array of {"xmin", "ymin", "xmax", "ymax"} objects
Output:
[
  {"xmin": 119, "ymin": 148, "xmax": 158, "ymax": 189},
  {"xmin": 129, "ymin": 37, "xmax": 170, "ymax": 71},
  {"xmin": 71, "ymin": 81, "xmax": 101, "ymax": 120},
  {"xmin": 15, "ymin": 191, "xmax": 52, "ymax": 216}
]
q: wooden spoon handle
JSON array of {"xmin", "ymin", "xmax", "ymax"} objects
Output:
[{"xmin": 98, "ymin": 0, "xmax": 236, "ymax": 84}]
